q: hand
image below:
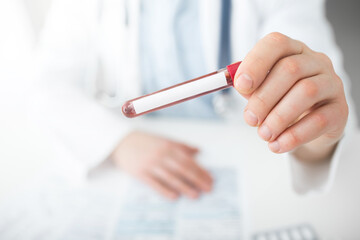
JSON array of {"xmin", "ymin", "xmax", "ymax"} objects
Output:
[
  {"xmin": 234, "ymin": 32, "xmax": 348, "ymax": 162},
  {"xmin": 110, "ymin": 131, "xmax": 212, "ymax": 200}
]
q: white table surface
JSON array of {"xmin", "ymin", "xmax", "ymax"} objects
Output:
[
  {"xmin": 133, "ymin": 119, "xmax": 360, "ymax": 239},
  {"xmin": 1, "ymin": 117, "xmax": 360, "ymax": 239}
]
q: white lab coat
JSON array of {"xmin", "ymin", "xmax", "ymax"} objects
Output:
[{"xmin": 33, "ymin": 0, "xmax": 357, "ymax": 193}]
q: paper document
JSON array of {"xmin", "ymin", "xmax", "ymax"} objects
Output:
[
  {"xmin": 115, "ymin": 168, "xmax": 242, "ymax": 240},
  {"xmin": 0, "ymin": 168, "xmax": 242, "ymax": 240}
]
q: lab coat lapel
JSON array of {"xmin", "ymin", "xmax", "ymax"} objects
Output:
[{"xmin": 198, "ymin": 0, "xmax": 222, "ymax": 72}]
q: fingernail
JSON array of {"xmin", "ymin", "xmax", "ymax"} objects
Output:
[
  {"xmin": 269, "ymin": 141, "xmax": 280, "ymax": 153},
  {"xmin": 244, "ymin": 109, "xmax": 258, "ymax": 126},
  {"xmin": 259, "ymin": 124, "xmax": 272, "ymax": 141},
  {"xmin": 235, "ymin": 74, "xmax": 253, "ymax": 92}
]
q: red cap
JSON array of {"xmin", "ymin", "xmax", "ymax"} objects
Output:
[{"xmin": 226, "ymin": 61, "xmax": 241, "ymax": 86}]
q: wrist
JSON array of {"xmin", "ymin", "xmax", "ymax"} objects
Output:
[{"xmin": 292, "ymin": 138, "xmax": 339, "ymax": 163}]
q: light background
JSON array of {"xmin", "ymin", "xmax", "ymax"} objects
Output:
[
  {"xmin": 0, "ymin": 1, "xmax": 359, "ymax": 236},
  {"xmin": 21, "ymin": 0, "xmax": 360, "ymax": 125}
]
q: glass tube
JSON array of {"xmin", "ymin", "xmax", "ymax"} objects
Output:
[{"xmin": 122, "ymin": 62, "xmax": 240, "ymax": 118}]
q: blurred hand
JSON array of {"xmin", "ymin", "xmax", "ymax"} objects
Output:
[
  {"xmin": 111, "ymin": 131, "xmax": 212, "ymax": 200},
  {"xmin": 234, "ymin": 32, "xmax": 348, "ymax": 162}
]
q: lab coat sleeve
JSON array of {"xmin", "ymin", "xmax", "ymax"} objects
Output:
[
  {"xmin": 30, "ymin": 0, "xmax": 134, "ymax": 171},
  {"xmin": 255, "ymin": 0, "xmax": 358, "ymax": 193},
  {"xmin": 31, "ymin": 73, "xmax": 133, "ymax": 171}
]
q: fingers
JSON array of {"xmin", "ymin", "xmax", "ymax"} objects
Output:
[
  {"xmin": 174, "ymin": 142, "xmax": 199, "ymax": 154},
  {"xmin": 234, "ymin": 33, "xmax": 348, "ymax": 157},
  {"xmin": 268, "ymin": 103, "xmax": 339, "ymax": 153},
  {"xmin": 165, "ymin": 148, "xmax": 213, "ymax": 192},
  {"xmin": 152, "ymin": 166, "xmax": 200, "ymax": 199},
  {"xmin": 244, "ymin": 53, "xmax": 323, "ymax": 126},
  {"xmin": 258, "ymin": 74, "xmax": 336, "ymax": 142},
  {"xmin": 141, "ymin": 173, "xmax": 179, "ymax": 200},
  {"xmin": 124, "ymin": 134, "xmax": 208, "ymax": 200},
  {"xmin": 142, "ymin": 145, "xmax": 212, "ymax": 200},
  {"xmin": 234, "ymin": 32, "xmax": 305, "ymax": 95}
]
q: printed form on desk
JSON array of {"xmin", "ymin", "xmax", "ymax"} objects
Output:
[
  {"xmin": 0, "ymin": 168, "xmax": 242, "ymax": 240},
  {"xmin": 116, "ymin": 168, "xmax": 242, "ymax": 240}
]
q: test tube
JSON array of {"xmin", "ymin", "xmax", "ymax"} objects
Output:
[{"xmin": 122, "ymin": 61, "xmax": 241, "ymax": 118}]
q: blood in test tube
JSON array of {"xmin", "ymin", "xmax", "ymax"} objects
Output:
[{"xmin": 122, "ymin": 61, "xmax": 241, "ymax": 118}]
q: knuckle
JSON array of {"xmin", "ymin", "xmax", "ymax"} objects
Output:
[
  {"xmin": 333, "ymin": 73, "xmax": 344, "ymax": 92},
  {"xmin": 313, "ymin": 112, "xmax": 329, "ymax": 129},
  {"xmin": 272, "ymin": 109, "xmax": 287, "ymax": 126},
  {"xmin": 267, "ymin": 32, "xmax": 289, "ymax": 45},
  {"xmin": 280, "ymin": 57, "xmax": 301, "ymax": 75},
  {"xmin": 317, "ymin": 52, "xmax": 333, "ymax": 67},
  {"xmin": 249, "ymin": 93, "xmax": 269, "ymax": 124},
  {"xmin": 299, "ymin": 79, "xmax": 319, "ymax": 98},
  {"xmin": 287, "ymin": 128, "xmax": 301, "ymax": 147},
  {"xmin": 251, "ymin": 92, "xmax": 268, "ymax": 110}
]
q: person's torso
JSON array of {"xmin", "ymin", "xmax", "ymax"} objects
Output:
[{"xmin": 94, "ymin": 0, "xmax": 258, "ymax": 118}]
